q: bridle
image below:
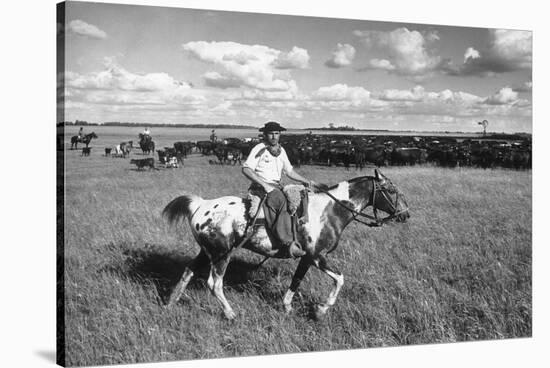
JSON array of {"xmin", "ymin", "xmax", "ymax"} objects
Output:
[{"xmin": 316, "ymin": 177, "xmax": 409, "ymax": 227}]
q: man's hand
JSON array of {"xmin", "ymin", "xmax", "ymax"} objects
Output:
[{"xmin": 305, "ymin": 180, "xmax": 318, "ymax": 189}]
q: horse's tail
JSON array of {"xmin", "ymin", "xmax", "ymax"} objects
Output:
[{"xmin": 162, "ymin": 195, "xmax": 203, "ymax": 225}]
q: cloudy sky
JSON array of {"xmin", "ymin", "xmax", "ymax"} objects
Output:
[{"xmin": 58, "ymin": 2, "xmax": 532, "ymax": 132}]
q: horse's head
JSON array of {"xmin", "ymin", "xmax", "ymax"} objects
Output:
[
  {"xmin": 372, "ymin": 169, "xmax": 409, "ymax": 223},
  {"xmin": 90, "ymin": 132, "xmax": 98, "ymax": 139}
]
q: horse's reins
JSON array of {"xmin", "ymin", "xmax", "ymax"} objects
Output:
[
  {"xmin": 211, "ymin": 178, "xmax": 407, "ymax": 265},
  {"xmin": 315, "ymin": 177, "xmax": 408, "ymax": 227}
]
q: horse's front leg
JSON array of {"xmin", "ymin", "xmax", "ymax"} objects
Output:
[
  {"xmin": 313, "ymin": 254, "xmax": 344, "ymax": 319},
  {"xmin": 283, "ymin": 255, "xmax": 312, "ymax": 314},
  {"xmin": 206, "ymin": 254, "xmax": 236, "ymax": 320}
]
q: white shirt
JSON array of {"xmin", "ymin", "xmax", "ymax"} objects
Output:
[{"xmin": 243, "ymin": 143, "xmax": 293, "ymax": 185}]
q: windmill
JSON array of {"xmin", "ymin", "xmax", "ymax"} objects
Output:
[{"xmin": 478, "ymin": 119, "xmax": 488, "ymax": 137}]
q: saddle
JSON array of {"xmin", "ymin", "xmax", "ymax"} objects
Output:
[{"xmin": 246, "ymin": 184, "xmax": 309, "ymax": 226}]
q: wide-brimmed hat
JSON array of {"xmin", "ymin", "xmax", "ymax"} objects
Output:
[{"xmin": 259, "ymin": 121, "xmax": 287, "ymax": 132}]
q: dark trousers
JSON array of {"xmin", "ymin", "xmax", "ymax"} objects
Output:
[{"xmin": 263, "ymin": 188, "xmax": 294, "ymax": 245}]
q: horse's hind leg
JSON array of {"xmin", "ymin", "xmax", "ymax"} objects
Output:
[
  {"xmin": 313, "ymin": 254, "xmax": 344, "ymax": 319},
  {"xmin": 283, "ymin": 256, "xmax": 312, "ymax": 313},
  {"xmin": 167, "ymin": 250, "xmax": 209, "ymax": 307},
  {"xmin": 206, "ymin": 255, "xmax": 236, "ymax": 319}
]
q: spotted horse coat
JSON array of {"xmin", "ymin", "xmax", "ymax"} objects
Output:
[{"xmin": 162, "ymin": 169, "xmax": 409, "ymax": 320}]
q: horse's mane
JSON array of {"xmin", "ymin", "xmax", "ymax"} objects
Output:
[{"xmin": 323, "ymin": 176, "xmax": 373, "ymax": 191}]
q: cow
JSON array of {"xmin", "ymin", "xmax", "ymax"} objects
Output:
[
  {"xmin": 355, "ymin": 146, "xmax": 388, "ymax": 169},
  {"xmin": 391, "ymin": 147, "xmax": 427, "ymax": 166},
  {"xmin": 196, "ymin": 141, "xmax": 214, "ymax": 155},
  {"xmin": 119, "ymin": 141, "xmax": 133, "ymax": 158},
  {"xmin": 225, "ymin": 148, "xmax": 242, "ymax": 166},
  {"xmin": 157, "ymin": 150, "xmax": 167, "ymax": 164},
  {"xmin": 285, "ymin": 146, "xmax": 302, "ymax": 167},
  {"xmin": 130, "ymin": 158, "xmax": 157, "ymax": 170},
  {"xmin": 502, "ymin": 149, "xmax": 531, "ymax": 170},
  {"xmin": 104, "ymin": 148, "xmax": 112, "ymax": 156},
  {"xmin": 81, "ymin": 147, "xmax": 91, "ymax": 156},
  {"xmin": 165, "ymin": 156, "xmax": 179, "ymax": 168},
  {"xmin": 159, "ymin": 147, "xmax": 184, "ymax": 167},
  {"xmin": 470, "ymin": 147, "xmax": 498, "ymax": 169},
  {"xmin": 174, "ymin": 141, "xmax": 195, "ymax": 158},
  {"xmin": 427, "ymin": 148, "xmax": 458, "ymax": 167}
]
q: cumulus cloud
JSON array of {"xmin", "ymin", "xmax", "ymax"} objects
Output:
[
  {"xmin": 378, "ymin": 86, "xmax": 426, "ymax": 101},
  {"xmin": 67, "ymin": 19, "xmax": 107, "ymax": 39},
  {"xmin": 464, "ymin": 47, "xmax": 480, "ymax": 62},
  {"xmin": 182, "ymin": 41, "xmax": 308, "ymax": 91},
  {"xmin": 65, "ymin": 60, "xmax": 191, "ymax": 92},
  {"xmin": 425, "ymin": 89, "xmax": 483, "ymax": 104},
  {"xmin": 301, "ymin": 84, "xmax": 392, "ymax": 113},
  {"xmin": 312, "ymin": 84, "xmax": 371, "ymax": 102},
  {"xmin": 325, "ymin": 43, "xmax": 356, "ymax": 68},
  {"xmin": 491, "ymin": 29, "xmax": 532, "ymax": 66},
  {"xmin": 483, "ymin": 87, "xmax": 519, "ymax": 105},
  {"xmin": 450, "ymin": 29, "xmax": 532, "ymax": 76},
  {"xmin": 273, "ymin": 46, "xmax": 310, "ymax": 69},
  {"xmin": 354, "ymin": 27, "xmax": 442, "ymax": 76},
  {"xmin": 368, "ymin": 59, "xmax": 396, "ymax": 71},
  {"xmin": 62, "ymin": 60, "xmax": 206, "ymax": 109}
]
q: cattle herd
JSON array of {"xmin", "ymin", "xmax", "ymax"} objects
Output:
[
  {"xmin": 195, "ymin": 133, "xmax": 532, "ymax": 170},
  {"xmin": 280, "ymin": 133, "xmax": 532, "ymax": 170},
  {"xmin": 78, "ymin": 132, "xmax": 532, "ymax": 170}
]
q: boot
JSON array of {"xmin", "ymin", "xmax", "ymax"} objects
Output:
[{"xmin": 285, "ymin": 241, "xmax": 306, "ymax": 258}]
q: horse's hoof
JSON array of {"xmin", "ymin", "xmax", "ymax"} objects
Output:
[
  {"xmin": 313, "ymin": 304, "xmax": 329, "ymax": 320},
  {"xmin": 223, "ymin": 309, "xmax": 237, "ymax": 320}
]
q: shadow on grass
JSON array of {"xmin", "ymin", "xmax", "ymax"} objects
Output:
[{"xmin": 101, "ymin": 242, "xmax": 274, "ymax": 305}]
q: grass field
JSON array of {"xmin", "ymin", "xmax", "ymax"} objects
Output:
[{"xmin": 60, "ymin": 138, "xmax": 531, "ymax": 366}]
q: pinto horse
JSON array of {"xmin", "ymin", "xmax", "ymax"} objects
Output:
[
  {"xmin": 70, "ymin": 132, "xmax": 98, "ymax": 150},
  {"xmin": 163, "ymin": 169, "xmax": 409, "ymax": 320}
]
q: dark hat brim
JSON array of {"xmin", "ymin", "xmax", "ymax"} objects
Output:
[
  {"xmin": 259, "ymin": 127, "xmax": 286, "ymax": 132},
  {"xmin": 259, "ymin": 122, "xmax": 287, "ymax": 132}
]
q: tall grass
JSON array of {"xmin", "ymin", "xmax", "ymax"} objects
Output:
[{"xmin": 61, "ymin": 148, "xmax": 531, "ymax": 366}]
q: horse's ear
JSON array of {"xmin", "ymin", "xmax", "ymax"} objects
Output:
[{"xmin": 374, "ymin": 169, "xmax": 387, "ymax": 184}]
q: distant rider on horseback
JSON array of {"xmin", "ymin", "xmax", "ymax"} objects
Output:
[{"xmin": 242, "ymin": 121, "xmax": 317, "ymax": 258}]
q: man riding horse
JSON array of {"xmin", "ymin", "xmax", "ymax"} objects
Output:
[
  {"xmin": 242, "ymin": 121, "xmax": 318, "ymax": 258},
  {"xmin": 138, "ymin": 128, "xmax": 154, "ymax": 155}
]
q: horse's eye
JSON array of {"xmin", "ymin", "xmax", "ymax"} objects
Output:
[{"xmin": 383, "ymin": 185, "xmax": 397, "ymax": 194}]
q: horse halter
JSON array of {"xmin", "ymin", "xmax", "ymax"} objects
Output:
[
  {"xmin": 318, "ymin": 177, "xmax": 408, "ymax": 227},
  {"xmin": 370, "ymin": 178, "xmax": 409, "ymax": 225}
]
